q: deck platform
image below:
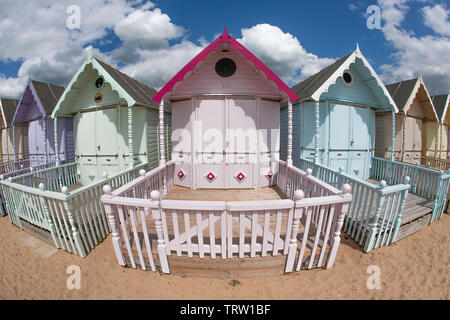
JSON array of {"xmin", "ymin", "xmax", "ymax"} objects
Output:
[{"xmin": 164, "ymin": 186, "xmax": 288, "ymax": 201}]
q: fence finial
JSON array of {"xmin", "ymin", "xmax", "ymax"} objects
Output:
[
  {"xmin": 416, "ymin": 161, "xmax": 420, "ymax": 167},
  {"xmin": 38, "ymin": 183, "xmax": 46, "ymax": 191},
  {"xmin": 404, "ymin": 176, "xmax": 411, "ymax": 184},
  {"xmin": 342, "ymin": 183, "xmax": 352, "ymax": 194},
  {"xmin": 294, "ymin": 189, "xmax": 305, "ymax": 201},
  {"xmin": 61, "ymin": 186, "xmax": 69, "ymax": 195},
  {"xmin": 139, "ymin": 169, "xmax": 146, "ymax": 177},
  {"xmin": 380, "ymin": 180, "xmax": 387, "ymax": 188},
  {"xmin": 103, "ymin": 185, "xmax": 112, "ymax": 195},
  {"xmin": 339, "ymin": 166, "xmax": 345, "ymax": 173},
  {"xmin": 30, "ymin": 167, "xmax": 34, "ymax": 172},
  {"xmin": 0, "ymin": 175, "xmax": 4, "ymax": 181},
  {"xmin": 306, "ymin": 168, "xmax": 313, "ymax": 176},
  {"xmin": 151, "ymin": 190, "xmax": 161, "ymax": 202},
  {"xmin": 8, "ymin": 177, "xmax": 12, "ymax": 183}
]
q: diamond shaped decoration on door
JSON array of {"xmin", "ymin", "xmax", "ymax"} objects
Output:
[
  {"xmin": 177, "ymin": 169, "xmax": 186, "ymax": 181},
  {"xmin": 205, "ymin": 172, "xmax": 217, "ymax": 183},
  {"xmin": 266, "ymin": 170, "xmax": 273, "ymax": 180},
  {"xmin": 235, "ymin": 172, "xmax": 247, "ymax": 183}
]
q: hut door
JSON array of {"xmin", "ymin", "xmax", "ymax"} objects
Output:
[
  {"xmin": 95, "ymin": 108, "xmax": 119, "ymax": 177},
  {"xmin": 225, "ymin": 98, "xmax": 256, "ymax": 189},
  {"xmin": 28, "ymin": 120, "xmax": 39, "ymax": 166},
  {"xmin": 349, "ymin": 106, "xmax": 374, "ymax": 180},
  {"xmin": 329, "ymin": 104, "xmax": 351, "ymax": 173},
  {"xmin": 195, "ymin": 98, "xmax": 225, "ymax": 189}
]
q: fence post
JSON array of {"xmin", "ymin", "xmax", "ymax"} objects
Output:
[
  {"xmin": 62, "ymin": 186, "xmax": 86, "ymax": 258},
  {"xmin": 305, "ymin": 168, "xmax": 313, "ymax": 197},
  {"xmin": 285, "ymin": 190, "xmax": 304, "ymax": 273},
  {"xmin": 151, "ymin": 190, "xmax": 170, "ymax": 274},
  {"xmin": 364, "ymin": 181, "xmax": 386, "ymax": 252},
  {"xmin": 103, "ymin": 185, "xmax": 126, "ymax": 266},
  {"xmin": 391, "ymin": 177, "xmax": 410, "ymax": 243},
  {"xmin": 38, "ymin": 183, "xmax": 59, "ymax": 249},
  {"xmin": 326, "ymin": 184, "xmax": 351, "ymax": 269},
  {"xmin": 338, "ymin": 167, "xmax": 345, "ymax": 190}
]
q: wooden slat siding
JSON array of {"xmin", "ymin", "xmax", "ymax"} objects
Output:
[
  {"xmin": 318, "ymin": 204, "xmax": 335, "ymax": 267},
  {"xmin": 141, "ymin": 207, "xmax": 156, "ymax": 271},
  {"xmin": 227, "ymin": 210, "xmax": 233, "ymax": 258},
  {"xmin": 118, "ymin": 205, "xmax": 136, "ymax": 268},
  {"xmin": 172, "ymin": 211, "xmax": 181, "ymax": 256}
]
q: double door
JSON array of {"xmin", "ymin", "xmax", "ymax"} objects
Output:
[
  {"xmin": 328, "ymin": 103, "xmax": 374, "ymax": 180},
  {"xmin": 75, "ymin": 107, "xmax": 120, "ymax": 184},
  {"xmin": 402, "ymin": 117, "xmax": 422, "ymax": 164},
  {"xmin": 195, "ymin": 97, "xmax": 258, "ymax": 189}
]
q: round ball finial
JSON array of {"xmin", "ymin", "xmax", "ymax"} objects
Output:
[
  {"xmin": 30, "ymin": 167, "xmax": 34, "ymax": 172},
  {"xmin": 150, "ymin": 190, "xmax": 161, "ymax": 201},
  {"xmin": 38, "ymin": 183, "xmax": 45, "ymax": 191},
  {"xmin": 342, "ymin": 183, "xmax": 352, "ymax": 194},
  {"xmin": 339, "ymin": 166, "xmax": 345, "ymax": 173},
  {"xmin": 380, "ymin": 180, "xmax": 387, "ymax": 188},
  {"xmin": 306, "ymin": 168, "xmax": 313, "ymax": 176},
  {"xmin": 294, "ymin": 189, "xmax": 305, "ymax": 201},
  {"xmin": 416, "ymin": 162, "xmax": 420, "ymax": 166},
  {"xmin": 139, "ymin": 169, "xmax": 146, "ymax": 177},
  {"xmin": 61, "ymin": 186, "xmax": 69, "ymax": 195},
  {"xmin": 103, "ymin": 185, "xmax": 112, "ymax": 195},
  {"xmin": 404, "ymin": 176, "xmax": 411, "ymax": 184},
  {"xmin": 8, "ymin": 177, "xmax": 12, "ymax": 182},
  {"xmin": 0, "ymin": 175, "xmax": 4, "ymax": 181}
]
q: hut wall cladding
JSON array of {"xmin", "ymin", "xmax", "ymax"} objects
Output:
[
  {"xmin": 68, "ymin": 63, "xmax": 170, "ymax": 185},
  {"xmin": 281, "ymin": 60, "xmax": 380, "ymax": 181}
]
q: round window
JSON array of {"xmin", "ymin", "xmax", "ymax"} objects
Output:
[
  {"xmin": 343, "ymin": 71, "xmax": 353, "ymax": 85},
  {"xmin": 95, "ymin": 77, "xmax": 104, "ymax": 88},
  {"xmin": 215, "ymin": 58, "xmax": 236, "ymax": 77}
]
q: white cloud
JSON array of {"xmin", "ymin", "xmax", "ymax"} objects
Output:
[
  {"xmin": 422, "ymin": 4, "xmax": 450, "ymax": 37},
  {"xmin": 238, "ymin": 24, "xmax": 336, "ymax": 85},
  {"xmin": 378, "ymin": 0, "xmax": 450, "ymax": 95}
]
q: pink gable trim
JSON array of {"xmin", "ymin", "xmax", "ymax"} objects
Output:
[{"xmin": 153, "ymin": 28, "xmax": 299, "ymax": 103}]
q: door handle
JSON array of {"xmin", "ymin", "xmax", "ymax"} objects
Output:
[
  {"xmin": 350, "ymin": 140, "xmax": 354, "ymax": 146},
  {"xmin": 97, "ymin": 145, "xmax": 101, "ymax": 151}
]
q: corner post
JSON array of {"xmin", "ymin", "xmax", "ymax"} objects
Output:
[
  {"xmin": 39, "ymin": 183, "xmax": 59, "ymax": 248},
  {"xmin": 391, "ymin": 110, "xmax": 395, "ymax": 162},
  {"xmin": 54, "ymin": 117, "xmax": 60, "ymax": 166},
  {"xmin": 326, "ymin": 183, "xmax": 352, "ymax": 268},
  {"xmin": 128, "ymin": 104, "xmax": 134, "ymax": 169},
  {"xmin": 12, "ymin": 125, "xmax": 16, "ymax": 162},
  {"xmin": 103, "ymin": 185, "xmax": 126, "ymax": 266},
  {"xmin": 62, "ymin": 186, "xmax": 86, "ymax": 258},
  {"xmin": 287, "ymin": 99, "xmax": 293, "ymax": 167},
  {"xmin": 285, "ymin": 190, "xmax": 304, "ymax": 273},
  {"xmin": 314, "ymin": 100, "xmax": 320, "ymax": 164},
  {"xmin": 159, "ymin": 100, "xmax": 167, "ymax": 195},
  {"xmin": 392, "ymin": 177, "xmax": 410, "ymax": 243},
  {"xmin": 364, "ymin": 181, "xmax": 387, "ymax": 252},
  {"xmin": 151, "ymin": 191, "xmax": 170, "ymax": 273}
]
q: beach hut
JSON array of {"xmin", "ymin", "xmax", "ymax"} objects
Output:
[
  {"xmin": 431, "ymin": 94, "xmax": 449, "ymax": 159},
  {"xmin": 12, "ymin": 80, "xmax": 74, "ymax": 167},
  {"xmin": 154, "ymin": 28, "xmax": 298, "ymax": 190},
  {"xmin": 0, "ymin": 98, "xmax": 28, "ymax": 163},
  {"xmin": 281, "ymin": 45, "xmax": 397, "ymax": 180},
  {"xmin": 52, "ymin": 55, "xmax": 171, "ymax": 185},
  {"xmin": 375, "ymin": 77, "xmax": 438, "ymax": 164}
]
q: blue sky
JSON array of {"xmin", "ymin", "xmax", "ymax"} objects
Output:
[{"xmin": 0, "ymin": 0, "xmax": 449, "ymax": 98}]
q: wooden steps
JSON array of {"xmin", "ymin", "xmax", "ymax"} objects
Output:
[{"xmin": 19, "ymin": 219, "xmax": 54, "ymax": 246}]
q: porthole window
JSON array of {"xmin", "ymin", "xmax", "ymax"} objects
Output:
[
  {"xmin": 215, "ymin": 58, "xmax": 236, "ymax": 77},
  {"xmin": 95, "ymin": 76, "xmax": 104, "ymax": 89},
  {"xmin": 94, "ymin": 93, "xmax": 103, "ymax": 104},
  {"xmin": 342, "ymin": 71, "xmax": 353, "ymax": 86}
]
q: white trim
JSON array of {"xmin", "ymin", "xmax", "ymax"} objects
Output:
[
  {"xmin": 402, "ymin": 77, "xmax": 439, "ymax": 122},
  {"xmin": 310, "ymin": 47, "xmax": 399, "ymax": 113}
]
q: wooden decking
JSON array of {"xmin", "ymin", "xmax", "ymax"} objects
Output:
[{"xmin": 164, "ymin": 186, "xmax": 288, "ymax": 201}]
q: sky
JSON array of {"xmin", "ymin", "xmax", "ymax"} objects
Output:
[{"xmin": 0, "ymin": 0, "xmax": 449, "ymax": 99}]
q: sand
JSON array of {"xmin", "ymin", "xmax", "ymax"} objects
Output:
[{"xmin": 0, "ymin": 214, "xmax": 449, "ymax": 300}]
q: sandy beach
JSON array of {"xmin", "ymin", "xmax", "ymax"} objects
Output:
[{"xmin": 0, "ymin": 214, "xmax": 449, "ymax": 300}]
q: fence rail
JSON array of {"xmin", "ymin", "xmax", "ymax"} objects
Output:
[
  {"xmin": 0, "ymin": 161, "xmax": 157, "ymax": 257},
  {"xmin": 295, "ymin": 157, "xmax": 411, "ymax": 252},
  {"xmin": 101, "ymin": 161, "xmax": 352, "ymax": 275},
  {"xmin": 0, "ymin": 159, "xmax": 30, "ymax": 175},
  {"xmin": 421, "ymin": 156, "xmax": 450, "ymax": 171}
]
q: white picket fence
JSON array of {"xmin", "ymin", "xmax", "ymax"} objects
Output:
[{"xmin": 101, "ymin": 160, "xmax": 352, "ymax": 274}]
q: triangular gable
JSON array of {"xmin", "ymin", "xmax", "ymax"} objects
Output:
[
  {"xmin": 431, "ymin": 94, "xmax": 450, "ymax": 124},
  {"xmin": 291, "ymin": 46, "xmax": 397, "ymax": 112},
  {"xmin": 386, "ymin": 77, "xmax": 438, "ymax": 122},
  {"xmin": 153, "ymin": 28, "xmax": 299, "ymax": 103},
  {"xmin": 12, "ymin": 80, "xmax": 64, "ymax": 125},
  {"xmin": 0, "ymin": 98, "xmax": 18, "ymax": 129},
  {"xmin": 52, "ymin": 57, "xmax": 158, "ymax": 118}
]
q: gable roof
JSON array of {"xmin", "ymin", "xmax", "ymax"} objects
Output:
[
  {"xmin": 431, "ymin": 94, "xmax": 449, "ymax": 123},
  {"xmin": 0, "ymin": 98, "xmax": 19, "ymax": 128},
  {"xmin": 386, "ymin": 77, "xmax": 438, "ymax": 121},
  {"xmin": 153, "ymin": 28, "xmax": 298, "ymax": 103},
  {"xmin": 52, "ymin": 56, "xmax": 159, "ymax": 118},
  {"xmin": 12, "ymin": 80, "xmax": 65, "ymax": 125},
  {"xmin": 290, "ymin": 45, "xmax": 397, "ymax": 112}
]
